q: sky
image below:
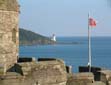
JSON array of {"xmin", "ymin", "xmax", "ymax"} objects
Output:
[{"xmin": 19, "ymin": 0, "xmax": 111, "ymax": 37}]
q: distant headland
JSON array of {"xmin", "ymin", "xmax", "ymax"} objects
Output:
[
  {"xmin": 19, "ymin": 28, "xmax": 55, "ymax": 45},
  {"xmin": 19, "ymin": 28, "xmax": 81, "ymax": 45}
]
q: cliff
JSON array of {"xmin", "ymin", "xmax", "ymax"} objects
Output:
[{"xmin": 19, "ymin": 28, "xmax": 55, "ymax": 45}]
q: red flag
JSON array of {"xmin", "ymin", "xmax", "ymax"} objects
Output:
[{"xmin": 89, "ymin": 18, "xmax": 96, "ymax": 27}]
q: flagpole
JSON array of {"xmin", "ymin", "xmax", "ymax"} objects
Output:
[{"xmin": 88, "ymin": 13, "xmax": 92, "ymax": 72}]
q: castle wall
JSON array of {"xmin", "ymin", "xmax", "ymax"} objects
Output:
[{"xmin": 0, "ymin": 10, "xmax": 19, "ymax": 73}]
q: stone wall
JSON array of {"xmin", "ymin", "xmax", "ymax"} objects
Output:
[
  {"xmin": 17, "ymin": 59, "xmax": 67, "ymax": 85},
  {"xmin": 31, "ymin": 61, "xmax": 67, "ymax": 85},
  {"xmin": 0, "ymin": 10, "xmax": 19, "ymax": 74},
  {"xmin": 67, "ymin": 72, "xmax": 94, "ymax": 85},
  {"xmin": 0, "ymin": 58, "xmax": 67, "ymax": 85}
]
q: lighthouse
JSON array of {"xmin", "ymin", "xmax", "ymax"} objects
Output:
[{"xmin": 51, "ymin": 34, "xmax": 56, "ymax": 42}]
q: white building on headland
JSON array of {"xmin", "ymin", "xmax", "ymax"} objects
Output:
[{"xmin": 51, "ymin": 34, "xmax": 56, "ymax": 42}]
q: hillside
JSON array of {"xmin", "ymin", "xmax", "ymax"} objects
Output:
[{"xmin": 19, "ymin": 28, "xmax": 54, "ymax": 45}]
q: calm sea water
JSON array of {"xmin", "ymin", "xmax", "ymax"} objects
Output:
[{"xmin": 19, "ymin": 37, "xmax": 111, "ymax": 72}]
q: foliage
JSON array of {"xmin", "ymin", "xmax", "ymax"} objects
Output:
[{"xmin": 19, "ymin": 28, "xmax": 53, "ymax": 45}]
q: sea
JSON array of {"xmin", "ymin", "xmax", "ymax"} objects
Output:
[{"xmin": 19, "ymin": 37, "xmax": 111, "ymax": 72}]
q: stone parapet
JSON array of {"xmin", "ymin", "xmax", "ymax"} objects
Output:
[
  {"xmin": 87, "ymin": 81, "xmax": 106, "ymax": 85},
  {"xmin": 67, "ymin": 72, "xmax": 94, "ymax": 85},
  {"xmin": 0, "ymin": 58, "xmax": 67, "ymax": 85}
]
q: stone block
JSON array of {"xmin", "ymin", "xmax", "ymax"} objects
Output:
[
  {"xmin": 99, "ymin": 70, "xmax": 111, "ymax": 85},
  {"xmin": 0, "ymin": 64, "xmax": 7, "ymax": 76},
  {"xmin": 79, "ymin": 66, "xmax": 104, "ymax": 81},
  {"xmin": 108, "ymin": 81, "xmax": 111, "ymax": 85},
  {"xmin": 0, "ymin": 66, "xmax": 4, "ymax": 75},
  {"xmin": 67, "ymin": 72, "xmax": 94, "ymax": 85},
  {"xmin": 87, "ymin": 81, "xmax": 105, "ymax": 85}
]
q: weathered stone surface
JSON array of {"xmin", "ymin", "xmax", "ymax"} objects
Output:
[
  {"xmin": 67, "ymin": 72, "xmax": 94, "ymax": 85},
  {"xmin": 31, "ymin": 63, "xmax": 66, "ymax": 84},
  {"xmin": 0, "ymin": 0, "xmax": 19, "ymax": 74},
  {"xmin": 19, "ymin": 59, "xmax": 67, "ymax": 85},
  {"xmin": 0, "ymin": 66, "xmax": 4, "ymax": 75},
  {"xmin": 0, "ymin": 0, "xmax": 19, "ymax": 12},
  {"xmin": 0, "ymin": 58, "xmax": 67, "ymax": 85},
  {"xmin": 108, "ymin": 81, "xmax": 111, "ymax": 85},
  {"xmin": 99, "ymin": 70, "xmax": 111, "ymax": 85},
  {"xmin": 87, "ymin": 81, "xmax": 105, "ymax": 85},
  {"xmin": 79, "ymin": 66, "xmax": 104, "ymax": 81}
]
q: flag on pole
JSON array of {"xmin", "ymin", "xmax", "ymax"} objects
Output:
[
  {"xmin": 87, "ymin": 14, "xmax": 97, "ymax": 72},
  {"xmin": 89, "ymin": 18, "xmax": 96, "ymax": 27}
]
